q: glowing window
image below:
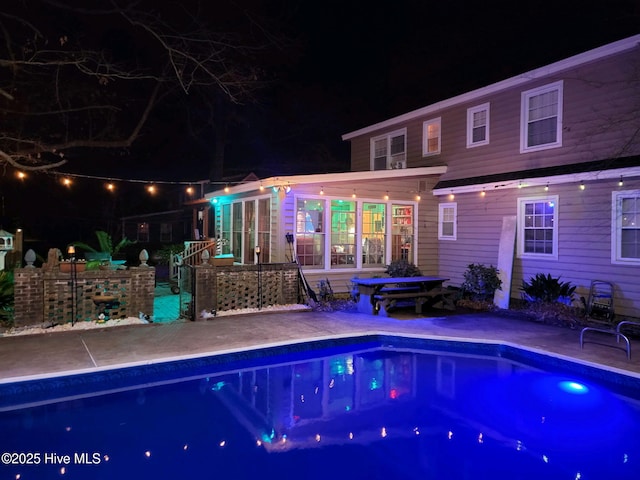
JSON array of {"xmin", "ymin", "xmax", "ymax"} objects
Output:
[{"xmin": 422, "ymin": 118, "xmax": 441, "ymax": 156}]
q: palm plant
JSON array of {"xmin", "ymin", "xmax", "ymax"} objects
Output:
[{"xmin": 72, "ymin": 230, "xmax": 135, "ymax": 257}]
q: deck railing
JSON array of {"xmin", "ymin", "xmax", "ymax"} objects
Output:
[{"xmin": 170, "ymin": 239, "xmax": 216, "ymax": 282}]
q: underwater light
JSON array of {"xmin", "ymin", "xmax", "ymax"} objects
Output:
[{"xmin": 558, "ymin": 381, "xmax": 589, "ymax": 395}]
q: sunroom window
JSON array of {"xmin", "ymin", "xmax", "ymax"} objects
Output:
[{"xmin": 296, "ymin": 199, "xmax": 325, "ymax": 267}]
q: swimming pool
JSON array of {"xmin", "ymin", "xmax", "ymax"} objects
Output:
[{"xmin": 1, "ymin": 335, "xmax": 639, "ymax": 479}]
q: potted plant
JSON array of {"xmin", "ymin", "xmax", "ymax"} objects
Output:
[
  {"xmin": 71, "ymin": 231, "xmax": 135, "ymax": 267},
  {"xmin": 461, "ymin": 263, "xmax": 502, "ymax": 301}
]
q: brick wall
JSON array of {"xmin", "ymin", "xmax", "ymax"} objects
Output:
[{"xmin": 13, "ymin": 266, "xmax": 155, "ymax": 327}]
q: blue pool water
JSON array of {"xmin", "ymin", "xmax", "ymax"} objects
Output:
[{"xmin": 1, "ymin": 335, "xmax": 639, "ymax": 479}]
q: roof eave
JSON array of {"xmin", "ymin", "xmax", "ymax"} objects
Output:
[
  {"xmin": 205, "ymin": 166, "xmax": 447, "ymax": 198},
  {"xmin": 342, "ymin": 35, "xmax": 640, "ymax": 141}
]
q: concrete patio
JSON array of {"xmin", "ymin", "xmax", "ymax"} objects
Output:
[{"xmin": 1, "ymin": 305, "xmax": 639, "ymax": 383}]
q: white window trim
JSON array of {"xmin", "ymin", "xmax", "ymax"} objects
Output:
[
  {"xmin": 520, "ymin": 80, "xmax": 563, "ymax": 153},
  {"xmin": 517, "ymin": 195, "xmax": 559, "ymax": 260},
  {"xmin": 370, "ymin": 128, "xmax": 407, "ymax": 170},
  {"xmin": 438, "ymin": 202, "xmax": 457, "ymax": 240},
  {"xmin": 466, "ymin": 103, "xmax": 490, "ymax": 148},
  {"xmin": 422, "ymin": 117, "xmax": 441, "ymax": 156},
  {"xmin": 611, "ymin": 190, "xmax": 640, "ymax": 265}
]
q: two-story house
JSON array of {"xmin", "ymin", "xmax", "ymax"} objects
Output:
[{"xmin": 206, "ymin": 34, "xmax": 640, "ymax": 317}]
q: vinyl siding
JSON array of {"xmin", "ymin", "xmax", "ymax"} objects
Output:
[
  {"xmin": 438, "ymin": 176, "xmax": 640, "ymax": 318},
  {"xmin": 348, "ymin": 49, "xmax": 640, "ymax": 180}
]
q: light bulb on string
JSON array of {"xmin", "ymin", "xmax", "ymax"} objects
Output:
[
  {"xmin": 106, "ymin": 183, "xmax": 115, "ymax": 192},
  {"xmin": 147, "ymin": 184, "xmax": 156, "ymax": 194},
  {"xmin": 619, "ymin": 176, "xmax": 624, "ymax": 187},
  {"xmin": 579, "ymin": 181, "xmax": 585, "ymax": 191},
  {"xmin": 62, "ymin": 177, "xmax": 72, "ymax": 187},
  {"xmin": 186, "ymin": 186, "xmax": 194, "ymax": 195},
  {"xmin": 384, "ymin": 191, "xmax": 389, "ymax": 201}
]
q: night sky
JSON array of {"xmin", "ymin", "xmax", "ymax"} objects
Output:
[
  {"xmin": 1, "ymin": 0, "xmax": 639, "ymax": 247},
  {"xmin": 81, "ymin": 0, "xmax": 640, "ymax": 181}
]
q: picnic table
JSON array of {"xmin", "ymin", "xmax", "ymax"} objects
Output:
[{"xmin": 352, "ymin": 276, "xmax": 452, "ymax": 316}]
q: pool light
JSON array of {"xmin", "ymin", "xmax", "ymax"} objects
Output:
[{"xmin": 558, "ymin": 380, "xmax": 589, "ymax": 395}]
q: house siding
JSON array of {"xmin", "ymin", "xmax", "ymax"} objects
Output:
[
  {"xmin": 344, "ymin": 38, "xmax": 640, "ymax": 318},
  {"xmin": 349, "ymin": 48, "xmax": 640, "ymax": 180},
  {"xmin": 438, "ymin": 177, "xmax": 640, "ymax": 317}
]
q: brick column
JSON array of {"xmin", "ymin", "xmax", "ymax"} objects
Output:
[
  {"xmin": 13, "ymin": 268, "xmax": 44, "ymax": 327},
  {"xmin": 128, "ymin": 267, "xmax": 156, "ymax": 318}
]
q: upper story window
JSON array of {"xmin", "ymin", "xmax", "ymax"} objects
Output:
[
  {"xmin": 438, "ymin": 203, "xmax": 457, "ymax": 240},
  {"xmin": 137, "ymin": 222, "xmax": 149, "ymax": 242},
  {"xmin": 517, "ymin": 195, "xmax": 558, "ymax": 259},
  {"xmin": 612, "ymin": 190, "xmax": 640, "ymax": 265},
  {"xmin": 160, "ymin": 223, "xmax": 172, "ymax": 242},
  {"xmin": 520, "ymin": 81, "xmax": 563, "ymax": 153},
  {"xmin": 422, "ymin": 118, "xmax": 441, "ymax": 156},
  {"xmin": 467, "ymin": 103, "xmax": 489, "ymax": 148},
  {"xmin": 371, "ymin": 129, "xmax": 406, "ymax": 170}
]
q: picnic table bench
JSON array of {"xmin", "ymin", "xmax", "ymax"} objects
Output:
[{"xmin": 352, "ymin": 276, "xmax": 452, "ymax": 316}]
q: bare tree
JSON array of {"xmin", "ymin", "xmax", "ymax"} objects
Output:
[{"xmin": 0, "ymin": 0, "xmax": 278, "ymax": 172}]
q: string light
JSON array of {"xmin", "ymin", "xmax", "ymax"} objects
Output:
[
  {"xmin": 579, "ymin": 181, "xmax": 585, "ymax": 191},
  {"xmin": 619, "ymin": 176, "xmax": 624, "ymax": 187},
  {"xmin": 224, "ymin": 184, "xmax": 230, "ymax": 193},
  {"xmin": 259, "ymin": 183, "xmax": 264, "ymax": 192},
  {"xmin": 415, "ymin": 194, "xmax": 421, "ymax": 201},
  {"xmin": 480, "ymin": 188, "xmax": 486, "ymax": 197},
  {"xmin": 320, "ymin": 186, "xmax": 324, "ymax": 195},
  {"xmin": 16, "ymin": 171, "xmax": 26, "ymax": 180},
  {"xmin": 352, "ymin": 189, "xmax": 356, "ymax": 198},
  {"xmin": 106, "ymin": 183, "xmax": 115, "ymax": 192},
  {"xmin": 544, "ymin": 183, "xmax": 549, "ymax": 192},
  {"xmin": 186, "ymin": 186, "xmax": 194, "ymax": 195},
  {"xmin": 62, "ymin": 177, "xmax": 72, "ymax": 187},
  {"xmin": 384, "ymin": 191, "xmax": 389, "ymax": 201},
  {"xmin": 449, "ymin": 191, "xmax": 455, "ymax": 200},
  {"xmin": 147, "ymin": 184, "xmax": 156, "ymax": 194},
  {"xmin": 518, "ymin": 181, "xmax": 523, "ymax": 188}
]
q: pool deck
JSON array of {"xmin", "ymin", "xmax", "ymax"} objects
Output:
[{"xmin": 1, "ymin": 305, "xmax": 640, "ymax": 383}]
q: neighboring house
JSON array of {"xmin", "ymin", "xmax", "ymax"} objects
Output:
[{"xmin": 205, "ymin": 34, "xmax": 640, "ymax": 317}]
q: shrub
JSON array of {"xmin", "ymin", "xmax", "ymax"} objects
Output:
[
  {"xmin": 461, "ymin": 263, "xmax": 502, "ymax": 301},
  {"xmin": 521, "ymin": 273, "xmax": 576, "ymax": 304},
  {"xmin": 0, "ymin": 270, "xmax": 14, "ymax": 326},
  {"xmin": 385, "ymin": 259, "xmax": 422, "ymax": 277}
]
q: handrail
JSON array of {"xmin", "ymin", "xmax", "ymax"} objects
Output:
[
  {"xmin": 170, "ymin": 240, "xmax": 216, "ymax": 282},
  {"xmin": 579, "ymin": 326, "xmax": 630, "ymax": 359}
]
